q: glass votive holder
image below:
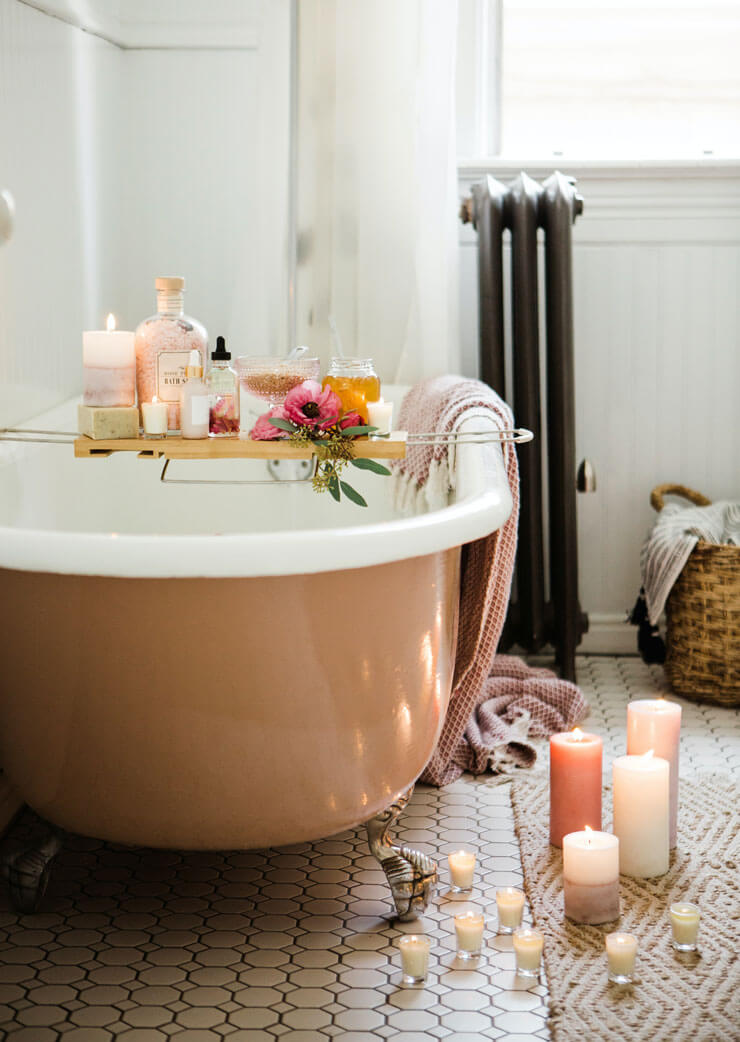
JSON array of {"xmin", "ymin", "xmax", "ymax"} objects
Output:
[
  {"xmin": 454, "ymin": 905, "xmax": 485, "ymax": 960},
  {"xmin": 447, "ymin": 848, "xmax": 476, "ymax": 893},
  {"xmin": 496, "ymin": 886, "xmax": 525, "ymax": 934},
  {"xmin": 670, "ymin": 902, "xmax": 700, "ymax": 952},
  {"xmin": 512, "ymin": 926, "xmax": 544, "ymax": 978},
  {"xmin": 141, "ymin": 399, "xmax": 168, "ymax": 438},
  {"xmin": 605, "ymin": 932, "xmax": 638, "ymax": 984},
  {"xmin": 398, "ymin": 934, "xmax": 431, "ymax": 985}
]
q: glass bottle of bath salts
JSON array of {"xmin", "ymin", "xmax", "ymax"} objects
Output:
[
  {"xmin": 206, "ymin": 336, "xmax": 240, "ymax": 436},
  {"xmin": 135, "ymin": 276, "xmax": 208, "ymax": 431},
  {"xmin": 323, "ymin": 358, "xmax": 380, "ymax": 423}
]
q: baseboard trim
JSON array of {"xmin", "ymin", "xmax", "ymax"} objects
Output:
[
  {"xmin": 580, "ymin": 614, "xmax": 638, "ymax": 656},
  {"xmin": 0, "ymin": 774, "xmax": 23, "ymax": 836}
]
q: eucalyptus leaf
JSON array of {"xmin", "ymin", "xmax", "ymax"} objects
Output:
[
  {"xmin": 267, "ymin": 417, "xmax": 295, "ymax": 433},
  {"xmin": 328, "ymin": 474, "xmax": 341, "ymax": 502},
  {"xmin": 340, "ymin": 481, "xmax": 368, "ymax": 507},
  {"xmin": 351, "ymin": 458, "xmax": 392, "ymax": 475},
  {"xmin": 339, "ymin": 425, "xmax": 373, "ymax": 437}
]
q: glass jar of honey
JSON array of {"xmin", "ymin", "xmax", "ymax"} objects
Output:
[{"xmin": 323, "ymin": 358, "xmax": 380, "ymax": 422}]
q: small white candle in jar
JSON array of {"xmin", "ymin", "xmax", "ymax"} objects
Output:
[
  {"xmin": 512, "ymin": 927, "xmax": 544, "ymax": 977},
  {"xmin": 670, "ymin": 902, "xmax": 700, "ymax": 951},
  {"xmin": 83, "ymin": 313, "xmax": 136, "ymax": 407},
  {"xmin": 605, "ymin": 932, "xmax": 637, "ymax": 983},
  {"xmin": 141, "ymin": 396, "xmax": 169, "ymax": 437},
  {"xmin": 398, "ymin": 934, "xmax": 431, "ymax": 985},
  {"xmin": 448, "ymin": 849, "xmax": 476, "ymax": 893},
  {"xmin": 367, "ymin": 397, "xmax": 394, "ymax": 436},
  {"xmin": 454, "ymin": 906, "xmax": 485, "ymax": 959},
  {"xmin": 496, "ymin": 887, "xmax": 525, "ymax": 933}
]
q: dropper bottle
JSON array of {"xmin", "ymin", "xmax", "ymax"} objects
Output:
[
  {"xmin": 206, "ymin": 336, "xmax": 240, "ymax": 437},
  {"xmin": 179, "ymin": 349, "xmax": 210, "ymax": 439}
]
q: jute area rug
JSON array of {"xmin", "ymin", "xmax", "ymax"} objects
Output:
[{"xmin": 510, "ymin": 773, "xmax": 739, "ymax": 1042}]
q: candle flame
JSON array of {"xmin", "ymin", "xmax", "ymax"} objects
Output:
[
  {"xmin": 642, "ymin": 749, "xmax": 655, "ymax": 761},
  {"xmin": 152, "ymin": 395, "xmax": 158, "ymax": 404},
  {"xmin": 106, "ymin": 313, "xmax": 116, "ymax": 331},
  {"xmin": 584, "ymin": 824, "xmax": 593, "ymax": 845},
  {"xmin": 584, "ymin": 825, "xmax": 593, "ymax": 832},
  {"xmin": 571, "ymin": 727, "xmax": 585, "ymax": 741}
]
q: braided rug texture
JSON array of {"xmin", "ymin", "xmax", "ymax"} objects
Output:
[{"xmin": 510, "ymin": 773, "xmax": 740, "ymax": 1042}]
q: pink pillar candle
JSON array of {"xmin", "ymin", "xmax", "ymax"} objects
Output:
[
  {"xmin": 549, "ymin": 728, "xmax": 602, "ymax": 846},
  {"xmin": 563, "ymin": 828, "xmax": 620, "ymax": 925},
  {"xmin": 627, "ymin": 698, "xmax": 681, "ymax": 848}
]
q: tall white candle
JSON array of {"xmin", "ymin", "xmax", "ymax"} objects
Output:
[
  {"xmin": 627, "ymin": 698, "xmax": 681, "ymax": 848},
  {"xmin": 83, "ymin": 313, "xmax": 136, "ymax": 407},
  {"xmin": 613, "ymin": 751, "xmax": 670, "ymax": 878},
  {"xmin": 562, "ymin": 829, "xmax": 620, "ymax": 924}
]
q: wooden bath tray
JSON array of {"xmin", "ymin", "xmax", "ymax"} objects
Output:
[{"xmin": 73, "ymin": 432, "xmax": 408, "ymax": 461}]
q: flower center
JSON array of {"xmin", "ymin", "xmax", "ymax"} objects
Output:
[{"xmin": 302, "ymin": 402, "xmax": 320, "ymax": 418}]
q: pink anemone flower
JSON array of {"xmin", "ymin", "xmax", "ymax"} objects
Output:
[
  {"xmin": 250, "ymin": 406, "xmax": 291, "ymax": 440},
  {"xmin": 284, "ymin": 380, "xmax": 342, "ymax": 429}
]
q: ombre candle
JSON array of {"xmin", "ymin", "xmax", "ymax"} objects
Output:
[
  {"xmin": 627, "ymin": 698, "xmax": 681, "ymax": 847},
  {"xmin": 563, "ymin": 827, "xmax": 620, "ymax": 924},
  {"xmin": 549, "ymin": 728, "xmax": 602, "ymax": 846},
  {"xmin": 83, "ymin": 313, "xmax": 136, "ymax": 407}
]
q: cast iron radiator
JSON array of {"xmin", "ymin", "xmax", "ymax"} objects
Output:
[{"xmin": 461, "ymin": 171, "xmax": 588, "ymax": 681}]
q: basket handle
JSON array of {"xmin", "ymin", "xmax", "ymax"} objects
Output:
[{"xmin": 650, "ymin": 483, "xmax": 712, "ymax": 512}]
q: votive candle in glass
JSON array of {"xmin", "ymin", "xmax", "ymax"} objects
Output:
[
  {"xmin": 605, "ymin": 932, "xmax": 637, "ymax": 984},
  {"xmin": 627, "ymin": 699, "xmax": 682, "ymax": 848},
  {"xmin": 670, "ymin": 902, "xmax": 700, "ymax": 951},
  {"xmin": 448, "ymin": 849, "xmax": 476, "ymax": 893},
  {"xmin": 398, "ymin": 934, "xmax": 431, "ymax": 985},
  {"xmin": 367, "ymin": 397, "xmax": 394, "ymax": 436},
  {"xmin": 513, "ymin": 927, "xmax": 544, "ymax": 978},
  {"xmin": 562, "ymin": 828, "xmax": 620, "ymax": 924},
  {"xmin": 454, "ymin": 906, "xmax": 485, "ymax": 959},
  {"xmin": 141, "ymin": 397, "xmax": 168, "ymax": 437},
  {"xmin": 496, "ymin": 887, "xmax": 525, "ymax": 934},
  {"xmin": 549, "ymin": 727, "xmax": 603, "ymax": 846}
]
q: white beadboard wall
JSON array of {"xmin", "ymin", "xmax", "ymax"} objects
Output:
[{"xmin": 459, "ymin": 165, "xmax": 740, "ymax": 650}]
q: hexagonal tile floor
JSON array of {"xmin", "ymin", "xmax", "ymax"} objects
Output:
[{"xmin": 0, "ymin": 656, "xmax": 737, "ymax": 1041}]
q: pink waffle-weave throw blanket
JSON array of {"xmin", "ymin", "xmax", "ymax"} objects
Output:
[{"xmin": 394, "ymin": 376, "xmax": 587, "ymax": 786}]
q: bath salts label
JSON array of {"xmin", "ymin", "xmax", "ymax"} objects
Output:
[
  {"xmin": 157, "ymin": 350, "xmax": 200, "ymax": 401},
  {"xmin": 190, "ymin": 395, "xmax": 210, "ymax": 426}
]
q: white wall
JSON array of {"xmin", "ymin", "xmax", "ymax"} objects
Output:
[{"xmin": 458, "ymin": 163, "xmax": 740, "ymax": 650}]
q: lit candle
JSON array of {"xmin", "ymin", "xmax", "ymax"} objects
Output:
[
  {"xmin": 613, "ymin": 751, "xmax": 669, "ymax": 878},
  {"xmin": 83, "ymin": 313, "xmax": 136, "ymax": 407},
  {"xmin": 495, "ymin": 887, "xmax": 525, "ymax": 934},
  {"xmin": 669, "ymin": 902, "xmax": 700, "ymax": 952},
  {"xmin": 605, "ymin": 932, "xmax": 637, "ymax": 984},
  {"xmin": 562, "ymin": 827, "xmax": 620, "ymax": 924},
  {"xmin": 627, "ymin": 698, "xmax": 682, "ymax": 848},
  {"xmin": 398, "ymin": 934, "xmax": 431, "ymax": 984},
  {"xmin": 454, "ymin": 906, "xmax": 485, "ymax": 959},
  {"xmin": 367, "ymin": 397, "xmax": 394, "ymax": 436},
  {"xmin": 448, "ymin": 849, "xmax": 476, "ymax": 893},
  {"xmin": 512, "ymin": 927, "xmax": 544, "ymax": 978},
  {"xmin": 141, "ymin": 396, "xmax": 168, "ymax": 437},
  {"xmin": 549, "ymin": 727, "xmax": 602, "ymax": 846}
]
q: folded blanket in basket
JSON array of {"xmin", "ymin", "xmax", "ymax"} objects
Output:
[
  {"xmin": 642, "ymin": 501, "xmax": 740, "ymax": 626},
  {"xmin": 394, "ymin": 375, "xmax": 587, "ymax": 786}
]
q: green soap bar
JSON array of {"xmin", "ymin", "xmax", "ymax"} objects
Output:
[{"xmin": 78, "ymin": 405, "xmax": 140, "ymax": 440}]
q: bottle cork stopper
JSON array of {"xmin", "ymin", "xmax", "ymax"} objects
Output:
[{"xmin": 155, "ymin": 276, "xmax": 185, "ymax": 291}]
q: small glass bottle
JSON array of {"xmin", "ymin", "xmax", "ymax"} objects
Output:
[
  {"xmin": 135, "ymin": 276, "xmax": 208, "ymax": 431},
  {"xmin": 323, "ymin": 357, "xmax": 380, "ymax": 423},
  {"xmin": 179, "ymin": 350, "xmax": 210, "ymax": 439},
  {"xmin": 206, "ymin": 336, "xmax": 240, "ymax": 437}
]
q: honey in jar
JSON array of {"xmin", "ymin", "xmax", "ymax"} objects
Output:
[{"xmin": 323, "ymin": 358, "xmax": 380, "ymax": 422}]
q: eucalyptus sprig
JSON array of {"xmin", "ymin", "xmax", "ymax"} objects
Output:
[{"xmin": 267, "ymin": 417, "xmax": 391, "ymax": 507}]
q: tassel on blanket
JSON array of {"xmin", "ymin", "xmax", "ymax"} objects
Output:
[{"xmin": 628, "ymin": 587, "xmax": 666, "ymax": 664}]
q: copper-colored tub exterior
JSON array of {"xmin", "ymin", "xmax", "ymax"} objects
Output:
[{"xmin": 0, "ymin": 551, "xmax": 459, "ymax": 849}]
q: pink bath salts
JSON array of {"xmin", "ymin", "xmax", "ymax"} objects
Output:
[{"xmin": 135, "ymin": 317, "xmax": 207, "ymax": 431}]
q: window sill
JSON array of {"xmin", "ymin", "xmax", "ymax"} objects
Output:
[{"xmin": 457, "ymin": 157, "xmax": 740, "ymax": 180}]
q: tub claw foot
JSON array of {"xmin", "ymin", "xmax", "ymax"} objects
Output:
[
  {"xmin": 365, "ymin": 786, "xmax": 438, "ymax": 921},
  {"xmin": 2, "ymin": 819, "xmax": 62, "ymax": 914}
]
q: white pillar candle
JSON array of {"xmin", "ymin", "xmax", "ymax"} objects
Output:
[
  {"xmin": 562, "ymin": 828, "xmax": 620, "ymax": 924},
  {"xmin": 512, "ymin": 927, "xmax": 544, "ymax": 977},
  {"xmin": 605, "ymin": 932, "xmax": 637, "ymax": 983},
  {"xmin": 613, "ymin": 751, "xmax": 670, "ymax": 878},
  {"xmin": 83, "ymin": 314, "xmax": 136, "ymax": 407},
  {"xmin": 448, "ymin": 849, "xmax": 476, "ymax": 892},
  {"xmin": 141, "ymin": 397, "xmax": 168, "ymax": 437},
  {"xmin": 366, "ymin": 397, "xmax": 393, "ymax": 436},
  {"xmin": 454, "ymin": 906, "xmax": 485, "ymax": 959},
  {"xmin": 398, "ymin": 934, "xmax": 431, "ymax": 984},
  {"xmin": 627, "ymin": 698, "xmax": 682, "ymax": 848},
  {"xmin": 496, "ymin": 887, "xmax": 525, "ymax": 933},
  {"xmin": 670, "ymin": 902, "xmax": 700, "ymax": 951}
]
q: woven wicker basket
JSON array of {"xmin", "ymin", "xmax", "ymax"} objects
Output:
[{"xmin": 650, "ymin": 484, "xmax": 740, "ymax": 707}]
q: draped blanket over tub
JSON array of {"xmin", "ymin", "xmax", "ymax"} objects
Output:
[{"xmin": 394, "ymin": 376, "xmax": 587, "ymax": 786}]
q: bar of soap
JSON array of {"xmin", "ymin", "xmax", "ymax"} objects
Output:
[{"xmin": 78, "ymin": 404, "xmax": 140, "ymax": 440}]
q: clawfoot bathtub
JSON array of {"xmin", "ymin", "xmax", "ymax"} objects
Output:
[{"xmin": 0, "ymin": 393, "xmax": 513, "ymax": 915}]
